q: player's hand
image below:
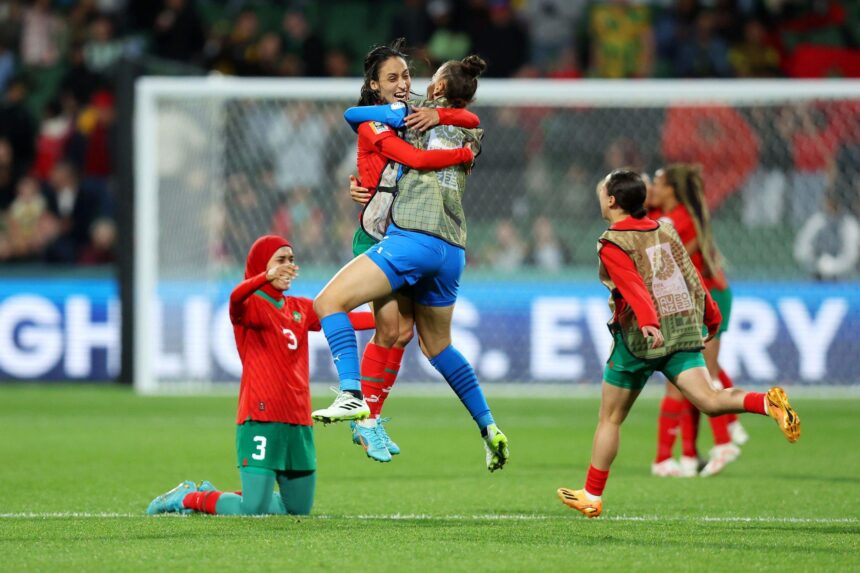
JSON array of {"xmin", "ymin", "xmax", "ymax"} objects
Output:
[
  {"xmin": 267, "ymin": 263, "xmax": 298, "ymax": 290},
  {"xmin": 641, "ymin": 325, "xmax": 664, "ymax": 349},
  {"xmin": 404, "ymin": 107, "xmax": 440, "ymax": 131},
  {"xmin": 464, "ymin": 140, "xmax": 479, "ymax": 173},
  {"xmin": 349, "ymin": 175, "xmax": 371, "ymax": 205},
  {"xmin": 704, "ymin": 327, "xmax": 718, "ymax": 343}
]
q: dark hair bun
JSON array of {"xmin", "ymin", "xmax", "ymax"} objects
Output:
[{"xmin": 460, "ymin": 55, "xmax": 487, "ymax": 78}]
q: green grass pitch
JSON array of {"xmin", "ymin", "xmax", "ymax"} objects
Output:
[{"xmin": 1, "ymin": 385, "xmax": 858, "ymax": 572}]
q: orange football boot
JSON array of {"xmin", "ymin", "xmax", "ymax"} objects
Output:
[
  {"xmin": 557, "ymin": 488, "xmax": 602, "ymax": 518},
  {"xmin": 766, "ymin": 387, "xmax": 801, "ymax": 443}
]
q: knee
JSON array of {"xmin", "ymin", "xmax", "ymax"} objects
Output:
[
  {"xmin": 312, "ymin": 295, "xmax": 327, "ymax": 319},
  {"xmin": 696, "ymin": 396, "xmax": 720, "ymax": 417},
  {"xmin": 372, "ymin": 322, "xmax": 399, "ymax": 348},
  {"xmin": 240, "ymin": 498, "xmax": 269, "ymax": 516},
  {"xmin": 395, "ymin": 324, "xmax": 415, "ymax": 348}
]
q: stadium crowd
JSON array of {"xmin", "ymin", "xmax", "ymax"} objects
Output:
[{"xmin": 0, "ymin": 0, "xmax": 859, "ymax": 273}]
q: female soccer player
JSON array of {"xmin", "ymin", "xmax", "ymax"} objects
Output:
[
  {"xmin": 312, "ymin": 55, "xmax": 511, "ymax": 472},
  {"xmin": 557, "ymin": 170, "xmax": 800, "ymax": 518},
  {"xmin": 146, "ymin": 235, "xmax": 375, "ymax": 516},
  {"xmin": 646, "ymin": 164, "xmax": 748, "ymax": 478},
  {"xmin": 337, "ymin": 40, "xmax": 481, "ymax": 463}
]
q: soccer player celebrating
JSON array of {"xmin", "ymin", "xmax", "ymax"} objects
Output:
[
  {"xmin": 557, "ymin": 170, "xmax": 800, "ymax": 518},
  {"xmin": 311, "ymin": 55, "xmax": 511, "ymax": 472},
  {"xmin": 646, "ymin": 164, "xmax": 748, "ymax": 478},
  {"xmin": 146, "ymin": 235, "xmax": 374, "ymax": 516},
  {"xmin": 336, "ymin": 39, "xmax": 481, "ymax": 463}
]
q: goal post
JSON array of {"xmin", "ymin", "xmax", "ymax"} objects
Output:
[{"xmin": 134, "ymin": 77, "xmax": 860, "ymax": 394}]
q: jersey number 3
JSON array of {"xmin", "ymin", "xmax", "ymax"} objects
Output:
[
  {"xmin": 252, "ymin": 436, "xmax": 267, "ymax": 460},
  {"xmin": 282, "ymin": 328, "xmax": 298, "ymax": 350}
]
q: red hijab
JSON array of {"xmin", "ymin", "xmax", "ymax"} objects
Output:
[{"xmin": 245, "ymin": 235, "xmax": 292, "ymax": 299}]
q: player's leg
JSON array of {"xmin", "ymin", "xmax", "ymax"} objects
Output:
[
  {"xmin": 671, "ymin": 363, "xmax": 800, "ymax": 443},
  {"xmin": 558, "ymin": 381, "xmax": 641, "ymax": 518},
  {"xmin": 372, "ymin": 294, "xmax": 414, "ymax": 456},
  {"xmin": 276, "ymin": 470, "xmax": 316, "ymax": 515},
  {"xmin": 352, "ymin": 295, "xmax": 399, "ymax": 461},
  {"xmin": 312, "ymin": 254, "xmax": 393, "ymax": 421},
  {"xmin": 699, "ymin": 336, "xmax": 740, "ymax": 477},
  {"xmin": 414, "ymin": 302, "xmax": 508, "ymax": 471},
  {"xmin": 709, "ymin": 285, "xmax": 748, "ymax": 445},
  {"xmin": 178, "ymin": 467, "xmax": 283, "ymax": 515},
  {"xmin": 653, "ymin": 381, "xmax": 686, "ymax": 477}
]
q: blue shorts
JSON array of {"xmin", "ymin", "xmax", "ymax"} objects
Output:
[{"xmin": 364, "ymin": 225, "xmax": 465, "ymax": 307}]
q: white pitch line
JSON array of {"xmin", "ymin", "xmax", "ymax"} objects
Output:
[{"xmin": 0, "ymin": 512, "xmax": 856, "ymax": 524}]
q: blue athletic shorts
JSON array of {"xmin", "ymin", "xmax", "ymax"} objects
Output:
[{"xmin": 364, "ymin": 225, "xmax": 465, "ymax": 307}]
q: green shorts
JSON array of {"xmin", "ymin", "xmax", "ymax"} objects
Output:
[
  {"xmin": 709, "ymin": 286, "xmax": 733, "ymax": 336},
  {"xmin": 352, "ymin": 227, "xmax": 378, "ymax": 257},
  {"xmin": 236, "ymin": 420, "xmax": 316, "ymax": 472},
  {"xmin": 603, "ymin": 332, "xmax": 706, "ymax": 391}
]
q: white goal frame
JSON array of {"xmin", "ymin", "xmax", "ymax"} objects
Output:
[{"xmin": 134, "ymin": 77, "xmax": 860, "ymax": 395}]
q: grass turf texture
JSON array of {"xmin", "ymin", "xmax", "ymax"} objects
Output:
[{"xmin": 1, "ymin": 386, "xmax": 857, "ymax": 572}]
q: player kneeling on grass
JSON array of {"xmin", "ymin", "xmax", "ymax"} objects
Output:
[
  {"xmin": 557, "ymin": 170, "xmax": 801, "ymax": 519},
  {"xmin": 147, "ymin": 235, "xmax": 374, "ymax": 516}
]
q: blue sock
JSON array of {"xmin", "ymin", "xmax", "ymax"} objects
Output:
[
  {"xmin": 430, "ymin": 345, "xmax": 494, "ymax": 431},
  {"xmin": 320, "ymin": 313, "xmax": 360, "ymax": 392}
]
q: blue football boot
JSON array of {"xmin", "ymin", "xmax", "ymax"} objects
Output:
[
  {"xmin": 146, "ymin": 480, "xmax": 196, "ymax": 515},
  {"xmin": 376, "ymin": 418, "xmax": 400, "ymax": 456}
]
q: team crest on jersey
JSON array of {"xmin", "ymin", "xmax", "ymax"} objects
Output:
[
  {"xmin": 292, "ymin": 311, "xmax": 302, "ymax": 322},
  {"xmin": 370, "ymin": 121, "xmax": 390, "ymax": 134}
]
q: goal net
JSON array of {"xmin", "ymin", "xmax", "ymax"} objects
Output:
[{"xmin": 134, "ymin": 78, "xmax": 860, "ymax": 394}]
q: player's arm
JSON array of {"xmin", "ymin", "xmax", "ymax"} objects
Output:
[
  {"xmin": 360, "ymin": 123, "xmax": 473, "ymax": 170},
  {"xmin": 599, "ymin": 241, "xmax": 661, "ymax": 329},
  {"xmin": 229, "ymin": 272, "xmax": 269, "ymax": 326},
  {"xmin": 343, "ymin": 103, "xmax": 407, "ymax": 132},
  {"xmin": 695, "ymin": 268, "xmax": 723, "ymax": 341},
  {"xmin": 404, "ymin": 107, "xmax": 480, "ymax": 131}
]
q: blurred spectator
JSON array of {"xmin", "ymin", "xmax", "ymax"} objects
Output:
[
  {"xmin": 794, "ymin": 192, "xmax": 860, "ymax": 280},
  {"xmin": 266, "ymin": 101, "xmax": 329, "ymax": 193},
  {"xmin": 6, "ymin": 175, "xmax": 56, "ymax": 261},
  {"xmin": 44, "ymin": 161, "xmax": 109, "ymax": 263},
  {"xmin": 483, "ymin": 218, "xmax": 526, "ymax": 271},
  {"xmin": 777, "ymin": 103, "xmax": 842, "ymax": 224},
  {"xmin": 0, "ymin": 41, "xmax": 15, "ymax": 94},
  {"xmin": 250, "ymin": 33, "xmax": 283, "ymax": 77},
  {"xmin": 547, "ymin": 47, "xmax": 583, "ymax": 79},
  {"xmin": 729, "ymin": 19, "xmax": 782, "ymax": 77},
  {"xmin": 604, "ymin": 137, "xmax": 643, "ymax": 172},
  {"xmin": 60, "ymin": 42, "xmax": 104, "ymax": 107},
  {"xmin": 152, "ymin": 0, "xmax": 206, "ymax": 64},
  {"xmin": 32, "ymin": 100, "xmax": 73, "ymax": 180},
  {"xmin": 78, "ymin": 218, "xmax": 116, "ymax": 265},
  {"xmin": 472, "ymin": 2, "xmax": 528, "ymax": 77},
  {"xmin": 522, "ymin": 0, "xmax": 584, "ymax": 72},
  {"xmin": 426, "ymin": 0, "xmax": 470, "ymax": 64},
  {"xmin": 324, "ymin": 47, "xmax": 352, "ymax": 78},
  {"xmin": 281, "ymin": 10, "xmax": 325, "ymax": 77},
  {"xmin": 584, "ymin": 0, "xmax": 653, "ymax": 78},
  {"xmin": 75, "ymin": 90, "xmax": 115, "ymax": 179},
  {"xmin": 20, "ymin": 0, "xmax": 64, "ymax": 67},
  {"xmin": 741, "ymin": 107, "xmax": 791, "ymax": 227},
  {"xmin": 673, "ymin": 10, "xmax": 732, "ymax": 78},
  {"xmin": 391, "ymin": 0, "xmax": 434, "ymax": 48},
  {"xmin": 0, "ymin": 138, "xmax": 18, "ymax": 210},
  {"xmin": 526, "ymin": 216, "xmax": 571, "ymax": 272},
  {"xmin": 0, "ymin": 78, "xmax": 37, "ymax": 174},
  {"xmin": 84, "ymin": 14, "xmax": 124, "ymax": 73},
  {"xmin": 212, "ymin": 8, "xmax": 259, "ymax": 76}
]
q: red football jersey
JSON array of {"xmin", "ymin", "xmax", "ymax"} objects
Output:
[{"xmin": 231, "ymin": 272, "xmax": 321, "ymax": 426}]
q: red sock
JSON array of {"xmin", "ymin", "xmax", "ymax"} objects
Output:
[
  {"xmin": 378, "ymin": 346, "xmax": 405, "ymax": 416},
  {"xmin": 360, "ymin": 342, "xmax": 389, "ymax": 418},
  {"xmin": 585, "ymin": 464, "xmax": 609, "ymax": 497},
  {"xmin": 709, "ymin": 414, "xmax": 732, "ymax": 446},
  {"xmin": 743, "ymin": 392, "xmax": 767, "ymax": 416},
  {"xmin": 656, "ymin": 396, "xmax": 685, "ymax": 463},
  {"xmin": 182, "ymin": 491, "xmax": 223, "ymax": 514},
  {"xmin": 718, "ymin": 370, "xmax": 739, "ymax": 424},
  {"xmin": 679, "ymin": 399, "xmax": 700, "ymax": 458}
]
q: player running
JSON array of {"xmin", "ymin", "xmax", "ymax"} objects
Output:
[
  {"xmin": 337, "ymin": 39, "xmax": 481, "ymax": 463},
  {"xmin": 146, "ymin": 235, "xmax": 374, "ymax": 516},
  {"xmin": 646, "ymin": 164, "xmax": 748, "ymax": 478},
  {"xmin": 312, "ymin": 55, "xmax": 511, "ymax": 472},
  {"xmin": 557, "ymin": 170, "xmax": 800, "ymax": 518}
]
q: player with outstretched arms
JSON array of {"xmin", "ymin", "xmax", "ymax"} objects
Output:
[
  {"xmin": 557, "ymin": 170, "xmax": 800, "ymax": 518},
  {"xmin": 146, "ymin": 235, "xmax": 374, "ymax": 516}
]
